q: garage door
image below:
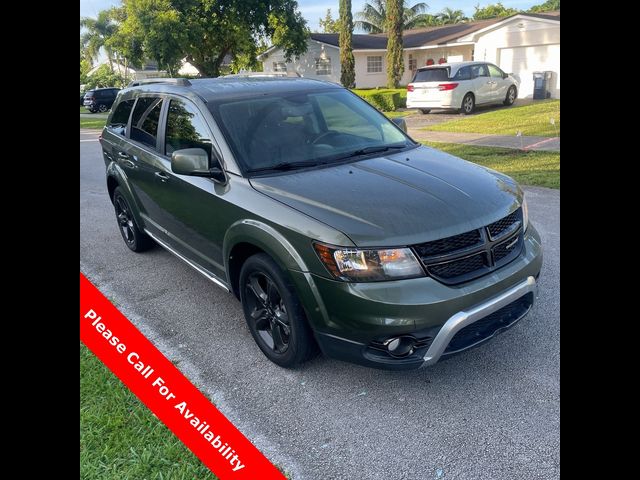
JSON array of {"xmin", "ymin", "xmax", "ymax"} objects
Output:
[{"xmin": 499, "ymin": 44, "xmax": 560, "ymax": 99}]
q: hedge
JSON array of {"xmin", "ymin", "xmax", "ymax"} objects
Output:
[{"xmin": 352, "ymin": 88, "xmax": 407, "ymax": 112}]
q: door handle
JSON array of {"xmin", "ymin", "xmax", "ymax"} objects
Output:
[
  {"xmin": 155, "ymin": 171, "xmax": 170, "ymax": 182},
  {"xmin": 117, "ymin": 151, "xmax": 137, "ymax": 168}
]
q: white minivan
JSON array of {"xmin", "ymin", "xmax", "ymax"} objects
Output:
[{"xmin": 406, "ymin": 61, "xmax": 518, "ymax": 114}]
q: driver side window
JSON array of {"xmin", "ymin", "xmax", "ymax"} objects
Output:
[{"xmin": 488, "ymin": 64, "xmax": 504, "ymax": 78}]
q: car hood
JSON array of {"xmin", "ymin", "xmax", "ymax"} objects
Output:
[{"xmin": 249, "ymin": 145, "xmax": 522, "ymax": 247}]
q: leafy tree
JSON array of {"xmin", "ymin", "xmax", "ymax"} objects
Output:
[
  {"xmin": 107, "ymin": 0, "xmax": 309, "ymax": 78},
  {"xmin": 436, "ymin": 7, "xmax": 468, "ymax": 24},
  {"xmin": 386, "ymin": 0, "xmax": 403, "ymax": 88},
  {"xmin": 473, "ymin": 3, "xmax": 519, "ymax": 20},
  {"xmin": 355, "ymin": 1, "xmax": 431, "ymax": 34},
  {"xmin": 339, "ymin": 0, "xmax": 356, "ymax": 88},
  {"xmin": 80, "ymin": 10, "xmax": 118, "ymax": 69},
  {"xmin": 528, "ymin": 0, "xmax": 560, "ymax": 12},
  {"xmin": 319, "ymin": 8, "xmax": 341, "ymax": 33},
  {"xmin": 84, "ymin": 64, "xmax": 127, "ymax": 90},
  {"xmin": 109, "ymin": 1, "xmax": 184, "ymax": 76}
]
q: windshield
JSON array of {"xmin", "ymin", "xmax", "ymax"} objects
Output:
[{"xmin": 208, "ymin": 89, "xmax": 414, "ymax": 174}]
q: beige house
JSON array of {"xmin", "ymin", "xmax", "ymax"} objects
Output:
[{"xmin": 258, "ymin": 11, "xmax": 559, "ymax": 98}]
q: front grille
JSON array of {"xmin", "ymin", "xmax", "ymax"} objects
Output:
[
  {"xmin": 412, "ymin": 208, "xmax": 524, "ymax": 285},
  {"xmin": 493, "ymin": 235, "xmax": 523, "ymax": 263},
  {"xmin": 487, "ymin": 209, "xmax": 521, "ymax": 239},
  {"xmin": 413, "ymin": 229, "xmax": 482, "ymax": 257},
  {"xmin": 429, "ymin": 252, "xmax": 486, "ymax": 279},
  {"xmin": 444, "ymin": 293, "xmax": 533, "ymax": 354}
]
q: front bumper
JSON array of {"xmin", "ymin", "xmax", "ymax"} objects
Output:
[{"xmin": 290, "ymin": 225, "xmax": 543, "ymax": 370}]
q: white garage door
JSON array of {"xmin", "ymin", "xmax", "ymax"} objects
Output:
[{"xmin": 499, "ymin": 44, "xmax": 560, "ymax": 99}]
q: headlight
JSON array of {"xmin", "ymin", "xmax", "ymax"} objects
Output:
[
  {"xmin": 313, "ymin": 243, "xmax": 425, "ymax": 282},
  {"xmin": 522, "ymin": 196, "xmax": 529, "ymax": 232}
]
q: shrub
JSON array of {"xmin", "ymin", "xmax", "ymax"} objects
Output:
[{"xmin": 352, "ymin": 88, "xmax": 407, "ymax": 111}]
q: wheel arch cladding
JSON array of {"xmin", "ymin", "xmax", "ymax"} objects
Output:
[{"xmin": 224, "ymin": 220, "xmax": 310, "ymax": 299}]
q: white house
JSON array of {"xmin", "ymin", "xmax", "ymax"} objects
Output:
[
  {"xmin": 258, "ymin": 11, "xmax": 559, "ymax": 99},
  {"xmin": 457, "ymin": 11, "xmax": 560, "ymax": 98}
]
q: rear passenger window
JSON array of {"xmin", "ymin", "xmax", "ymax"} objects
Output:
[
  {"xmin": 452, "ymin": 66, "xmax": 472, "ymax": 81},
  {"xmin": 165, "ymin": 99, "xmax": 212, "ymax": 157},
  {"xmin": 108, "ymin": 99, "xmax": 135, "ymax": 136},
  {"xmin": 131, "ymin": 97, "xmax": 163, "ymax": 149}
]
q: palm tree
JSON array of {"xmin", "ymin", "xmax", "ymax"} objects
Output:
[
  {"xmin": 80, "ymin": 10, "xmax": 117, "ymax": 69},
  {"xmin": 436, "ymin": 7, "xmax": 468, "ymax": 25},
  {"xmin": 355, "ymin": 1, "xmax": 432, "ymax": 33}
]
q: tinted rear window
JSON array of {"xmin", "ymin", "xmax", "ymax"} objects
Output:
[{"xmin": 413, "ymin": 68, "xmax": 449, "ymax": 82}]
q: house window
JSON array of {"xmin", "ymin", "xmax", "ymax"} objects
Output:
[
  {"xmin": 408, "ymin": 54, "xmax": 417, "ymax": 72},
  {"xmin": 315, "ymin": 57, "xmax": 332, "ymax": 75},
  {"xmin": 272, "ymin": 62, "xmax": 287, "ymax": 72},
  {"xmin": 367, "ymin": 56, "xmax": 383, "ymax": 73}
]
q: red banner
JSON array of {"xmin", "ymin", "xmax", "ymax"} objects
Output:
[{"xmin": 80, "ymin": 272, "xmax": 285, "ymax": 480}]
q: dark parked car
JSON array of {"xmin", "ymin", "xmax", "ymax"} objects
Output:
[
  {"xmin": 80, "ymin": 93, "xmax": 85, "ymax": 106},
  {"xmin": 100, "ymin": 77, "xmax": 542, "ymax": 370},
  {"xmin": 83, "ymin": 87, "xmax": 120, "ymax": 113}
]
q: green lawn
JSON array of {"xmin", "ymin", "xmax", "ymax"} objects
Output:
[
  {"xmin": 384, "ymin": 111, "xmax": 414, "ymax": 118},
  {"xmin": 80, "ymin": 343, "xmax": 217, "ymax": 479},
  {"xmin": 81, "ymin": 116, "xmax": 106, "ymax": 129},
  {"xmin": 422, "ymin": 142, "xmax": 559, "ymax": 189},
  {"xmin": 427, "ymin": 100, "xmax": 560, "ymax": 137}
]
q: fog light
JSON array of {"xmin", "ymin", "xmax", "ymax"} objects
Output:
[{"xmin": 385, "ymin": 336, "xmax": 416, "ymax": 357}]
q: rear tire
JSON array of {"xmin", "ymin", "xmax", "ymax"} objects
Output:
[
  {"xmin": 503, "ymin": 85, "xmax": 517, "ymax": 106},
  {"xmin": 239, "ymin": 253, "xmax": 318, "ymax": 368},
  {"xmin": 98, "ymin": 104, "xmax": 109, "ymax": 113},
  {"xmin": 461, "ymin": 93, "xmax": 475, "ymax": 115},
  {"xmin": 420, "ymin": 108, "xmax": 431, "ymax": 114},
  {"xmin": 112, "ymin": 187, "xmax": 154, "ymax": 252}
]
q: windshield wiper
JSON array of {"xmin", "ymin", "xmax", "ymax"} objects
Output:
[
  {"xmin": 337, "ymin": 144, "xmax": 409, "ymax": 160},
  {"xmin": 247, "ymin": 160, "xmax": 325, "ymax": 174}
]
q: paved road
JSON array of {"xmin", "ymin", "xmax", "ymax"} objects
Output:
[{"xmin": 80, "ymin": 130, "xmax": 559, "ymax": 480}]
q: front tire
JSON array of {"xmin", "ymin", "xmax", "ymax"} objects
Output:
[
  {"xmin": 420, "ymin": 108, "xmax": 431, "ymax": 114},
  {"xmin": 98, "ymin": 104, "xmax": 109, "ymax": 113},
  {"xmin": 461, "ymin": 93, "xmax": 475, "ymax": 114},
  {"xmin": 504, "ymin": 85, "xmax": 517, "ymax": 106},
  {"xmin": 239, "ymin": 253, "xmax": 317, "ymax": 368},
  {"xmin": 113, "ymin": 187, "xmax": 153, "ymax": 252}
]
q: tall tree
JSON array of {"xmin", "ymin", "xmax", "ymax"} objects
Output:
[
  {"xmin": 113, "ymin": 0, "xmax": 309, "ymax": 77},
  {"xmin": 80, "ymin": 10, "xmax": 118, "ymax": 69},
  {"xmin": 528, "ymin": 0, "xmax": 560, "ymax": 12},
  {"xmin": 339, "ymin": 0, "xmax": 356, "ymax": 88},
  {"xmin": 436, "ymin": 7, "xmax": 468, "ymax": 24},
  {"xmin": 473, "ymin": 3, "xmax": 519, "ymax": 20},
  {"xmin": 355, "ymin": 1, "xmax": 431, "ymax": 34},
  {"xmin": 319, "ymin": 8, "xmax": 341, "ymax": 33},
  {"xmin": 386, "ymin": 0, "xmax": 403, "ymax": 88}
]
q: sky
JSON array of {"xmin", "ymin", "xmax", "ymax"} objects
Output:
[{"xmin": 80, "ymin": 0, "xmax": 541, "ymax": 33}]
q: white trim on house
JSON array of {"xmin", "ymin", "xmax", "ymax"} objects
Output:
[{"xmin": 457, "ymin": 14, "xmax": 559, "ymax": 42}]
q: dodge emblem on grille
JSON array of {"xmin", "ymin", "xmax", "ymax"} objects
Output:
[{"xmin": 505, "ymin": 237, "xmax": 519, "ymax": 250}]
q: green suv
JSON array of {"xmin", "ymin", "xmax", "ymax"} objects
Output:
[{"xmin": 100, "ymin": 77, "xmax": 542, "ymax": 370}]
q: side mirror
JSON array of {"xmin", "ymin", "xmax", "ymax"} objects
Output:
[
  {"xmin": 171, "ymin": 148, "xmax": 227, "ymax": 184},
  {"xmin": 391, "ymin": 117, "xmax": 407, "ymax": 133}
]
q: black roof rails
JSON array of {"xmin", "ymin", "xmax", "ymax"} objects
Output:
[{"xmin": 127, "ymin": 78, "xmax": 192, "ymax": 88}]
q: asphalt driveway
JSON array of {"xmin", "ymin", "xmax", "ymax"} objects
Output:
[{"xmin": 80, "ymin": 129, "xmax": 559, "ymax": 480}]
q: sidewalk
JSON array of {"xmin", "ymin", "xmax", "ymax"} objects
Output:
[{"xmin": 408, "ymin": 130, "xmax": 560, "ymax": 152}]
